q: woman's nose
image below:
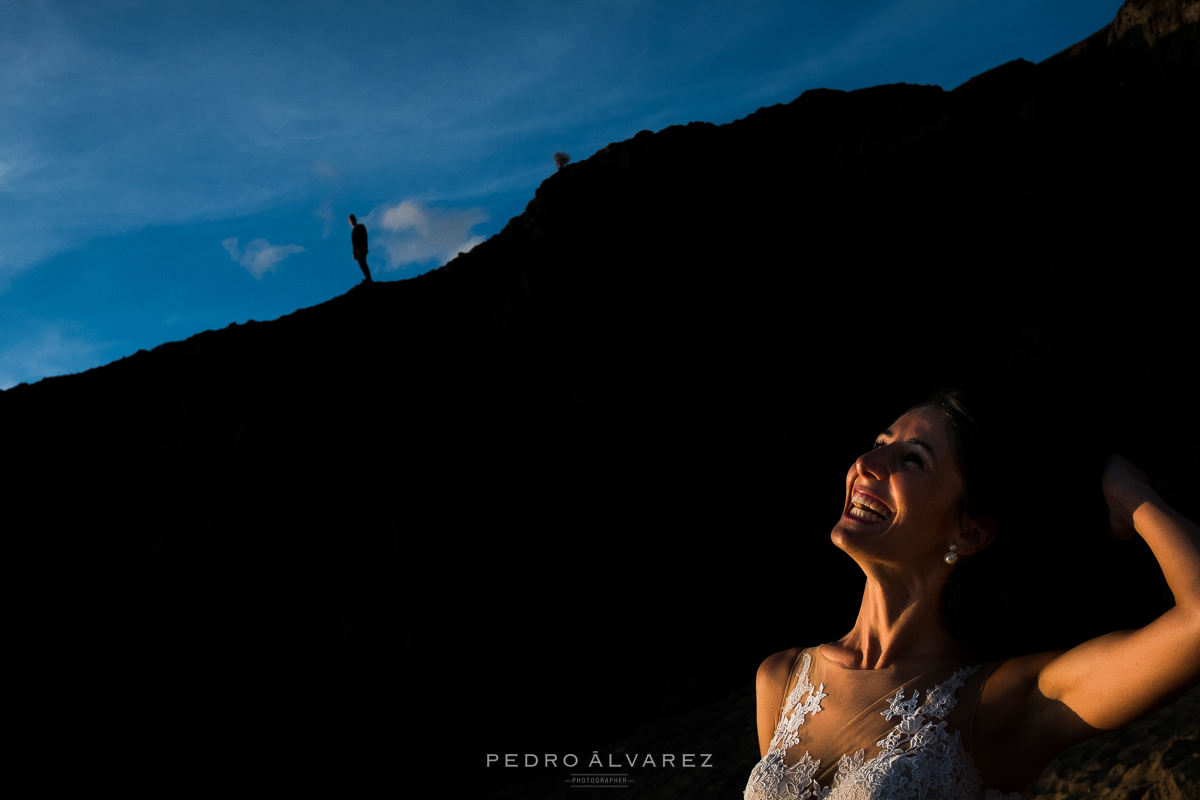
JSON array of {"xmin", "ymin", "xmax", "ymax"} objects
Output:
[{"xmin": 855, "ymin": 449, "xmax": 888, "ymax": 481}]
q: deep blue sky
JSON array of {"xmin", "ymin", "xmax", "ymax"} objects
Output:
[{"xmin": 0, "ymin": 0, "xmax": 1120, "ymax": 389}]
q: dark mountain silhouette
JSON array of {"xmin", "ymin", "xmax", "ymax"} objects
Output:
[{"xmin": 5, "ymin": 0, "xmax": 1198, "ymax": 794}]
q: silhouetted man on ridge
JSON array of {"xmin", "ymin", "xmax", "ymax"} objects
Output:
[{"xmin": 349, "ymin": 214, "xmax": 372, "ymax": 283}]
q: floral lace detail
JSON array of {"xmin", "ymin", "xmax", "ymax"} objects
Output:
[
  {"xmin": 768, "ymin": 653, "xmax": 829, "ymax": 755},
  {"xmin": 744, "ymin": 660, "xmax": 1026, "ymax": 800},
  {"xmin": 831, "ymin": 666, "xmax": 984, "ymax": 798},
  {"xmin": 745, "ymin": 653, "xmax": 830, "ymax": 800},
  {"xmin": 745, "ymin": 751, "xmax": 829, "ymax": 800}
]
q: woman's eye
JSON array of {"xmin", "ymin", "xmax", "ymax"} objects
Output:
[{"xmin": 875, "ymin": 438, "xmax": 923, "ymax": 466}]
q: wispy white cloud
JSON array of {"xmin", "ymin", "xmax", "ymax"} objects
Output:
[
  {"xmin": 0, "ymin": 158, "xmax": 29, "ymax": 187},
  {"xmin": 222, "ymin": 237, "xmax": 305, "ymax": 279},
  {"xmin": 0, "ymin": 322, "xmax": 109, "ymax": 390},
  {"xmin": 367, "ymin": 199, "xmax": 488, "ymax": 271},
  {"xmin": 313, "ymin": 198, "xmax": 337, "ymax": 239},
  {"xmin": 310, "ymin": 159, "xmax": 340, "ymax": 182}
]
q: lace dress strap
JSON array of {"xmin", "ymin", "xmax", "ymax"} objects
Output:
[
  {"xmin": 779, "ymin": 648, "xmax": 810, "ymax": 716},
  {"xmin": 967, "ymin": 660, "xmax": 1001, "ymax": 754},
  {"xmin": 968, "ymin": 659, "xmax": 1035, "ymax": 797}
]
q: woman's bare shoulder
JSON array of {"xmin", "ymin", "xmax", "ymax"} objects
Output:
[
  {"xmin": 974, "ymin": 650, "xmax": 1088, "ymax": 790},
  {"xmin": 978, "ymin": 650, "xmax": 1069, "ymax": 731},
  {"xmin": 757, "ymin": 647, "xmax": 808, "ymax": 695},
  {"xmin": 758, "ymin": 647, "xmax": 806, "ymax": 705},
  {"xmin": 755, "ymin": 647, "xmax": 809, "ymax": 757},
  {"xmin": 981, "ymin": 650, "xmax": 1060, "ymax": 694}
]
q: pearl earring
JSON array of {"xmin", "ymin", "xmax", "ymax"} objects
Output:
[{"xmin": 944, "ymin": 544, "xmax": 959, "ymax": 565}]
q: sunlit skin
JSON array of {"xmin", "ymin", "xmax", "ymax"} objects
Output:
[
  {"xmin": 826, "ymin": 407, "xmax": 996, "ymax": 668},
  {"xmin": 755, "ymin": 407, "xmax": 1200, "ymax": 792}
]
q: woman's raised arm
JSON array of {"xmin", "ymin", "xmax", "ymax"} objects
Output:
[
  {"xmin": 1037, "ymin": 455, "xmax": 1200, "ymax": 727},
  {"xmin": 991, "ymin": 454, "xmax": 1200, "ymax": 775}
]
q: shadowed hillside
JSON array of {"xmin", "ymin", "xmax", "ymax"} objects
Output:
[{"xmin": 6, "ymin": 0, "xmax": 1198, "ymax": 793}]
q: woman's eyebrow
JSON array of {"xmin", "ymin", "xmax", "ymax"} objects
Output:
[{"xmin": 878, "ymin": 430, "xmax": 937, "ymax": 461}]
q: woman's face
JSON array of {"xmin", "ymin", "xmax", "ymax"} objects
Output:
[{"xmin": 831, "ymin": 406, "xmax": 967, "ymax": 569}]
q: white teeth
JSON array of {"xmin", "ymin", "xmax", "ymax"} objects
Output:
[
  {"xmin": 851, "ymin": 493, "xmax": 890, "ymax": 519},
  {"xmin": 848, "ymin": 505, "xmax": 883, "ymax": 522}
]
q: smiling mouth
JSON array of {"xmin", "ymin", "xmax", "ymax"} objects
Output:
[
  {"xmin": 848, "ymin": 504, "xmax": 886, "ymax": 522},
  {"xmin": 848, "ymin": 492, "xmax": 891, "ymax": 523}
]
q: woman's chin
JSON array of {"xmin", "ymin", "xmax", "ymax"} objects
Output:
[{"xmin": 831, "ymin": 509, "xmax": 891, "ymax": 550}]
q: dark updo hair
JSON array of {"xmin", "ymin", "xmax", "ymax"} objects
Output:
[{"xmin": 904, "ymin": 388, "xmax": 1012, "ymax": 656}]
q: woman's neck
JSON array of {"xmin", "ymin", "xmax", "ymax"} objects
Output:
[{"xmin": 825, "ymin": 572, "xmax": 966, "ymax": 670}]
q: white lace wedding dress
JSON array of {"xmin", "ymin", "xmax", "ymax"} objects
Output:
[{"xmin": 744, "ymin": 647, "xmax": 1026, "ymax": 800}]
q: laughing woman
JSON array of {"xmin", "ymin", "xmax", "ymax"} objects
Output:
[{"xmin": 744, "ymin": 391, "xmax": 1200, "ymax": 799}]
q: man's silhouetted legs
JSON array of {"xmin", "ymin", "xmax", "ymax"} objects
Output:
[
  {"xmin": 349, "ymin": 214, "xmax": 373, "ymax": 284},
  {"xmin": 355, "ymin": 255, "xmax": 373, "ymax": 283}
]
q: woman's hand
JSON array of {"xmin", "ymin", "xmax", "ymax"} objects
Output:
[{"xmin": 1101, "ymin": 454, "xmax": 1153, "ymax": 540}]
